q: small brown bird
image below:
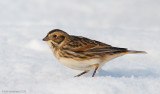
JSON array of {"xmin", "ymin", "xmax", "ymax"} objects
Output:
[{"xmin": 43, "ymin": 29, "xmax": 146, "ymax": 77}]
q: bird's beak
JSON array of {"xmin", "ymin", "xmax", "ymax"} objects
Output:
[{"xmin": 43, "ymin": 36, "xmax": 49, "ymax": 41}]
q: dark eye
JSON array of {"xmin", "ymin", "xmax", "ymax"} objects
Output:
[{"xmin": 53, "ymin": 35, "xmax": 57, "ymax": 38}]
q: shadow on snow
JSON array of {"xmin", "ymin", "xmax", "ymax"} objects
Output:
[{"xmin": 97, "ymin": 68, "xmax": 159, "ymax": 78}]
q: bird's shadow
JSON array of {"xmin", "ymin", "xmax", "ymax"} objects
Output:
[{"xmin": 96, "ymin": 68, "xmax": 159, "ymax": 78}]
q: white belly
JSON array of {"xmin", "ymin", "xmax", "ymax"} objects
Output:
[
  {"xmin": 57, "ymin": 53, "xmax": 126, "ymax": 71},
  {"xmin": 58, "ymin": 58, "xmax": 101, "ymax": 70}
]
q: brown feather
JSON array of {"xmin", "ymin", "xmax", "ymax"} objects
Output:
[
  {"xmin": 63, "ymin": 36, "xmax": 111, "ymax": 52},
  {"xmin": 63, "ymin": 36, "xmax": 127, "ymax": 54}
]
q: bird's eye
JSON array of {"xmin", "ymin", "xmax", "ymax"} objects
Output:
[{"xmin": 53, "ymin": 35, "xmax": 57, "ymax": 38}]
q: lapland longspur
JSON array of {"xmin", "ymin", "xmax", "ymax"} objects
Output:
[{"xmin": 43, "ymin": 29, "xmax": 146, "ymax": 77}]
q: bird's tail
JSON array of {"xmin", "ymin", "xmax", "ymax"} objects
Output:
[{"xmin": 127, "ymin": 50, "xmax": 147, "ymax": 54}]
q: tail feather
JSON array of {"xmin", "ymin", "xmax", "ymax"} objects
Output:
[{"xmin": 127, "ymin": 50, "xmax": 147, "ymax": 54}]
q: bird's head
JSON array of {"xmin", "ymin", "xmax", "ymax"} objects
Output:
[{"xmin": 43, "ymin": 29, "xmax": 69, "ymax": 47}]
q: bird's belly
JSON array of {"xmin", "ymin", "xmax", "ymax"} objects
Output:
[{"xmin": 58, "ymin": 58, "xmax": 101, "ymax": 70}]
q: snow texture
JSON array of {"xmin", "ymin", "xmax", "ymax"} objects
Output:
[{"xmin": 0, "ymin": 0, "xmax": 160, "ymax": 94}]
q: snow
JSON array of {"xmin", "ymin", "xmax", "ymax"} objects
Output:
[{"xmin": 0, "ymin": 0, "xmax": 160, "ymax": 94}]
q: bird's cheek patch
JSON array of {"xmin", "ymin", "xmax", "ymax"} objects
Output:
[{"xmin": 54, "ymin": 36, "xmax": 65, "ymax": 44}]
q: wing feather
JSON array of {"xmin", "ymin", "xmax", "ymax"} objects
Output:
[
  {"xmin": 63, "ymin": 36, "xmax": 127, "ymax": 54},
  {"xmin": 85, "ymin": 47, "xmax": 127, "ymax": 53}
]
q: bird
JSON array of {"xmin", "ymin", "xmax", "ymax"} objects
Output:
[{"xmin": 43, "ymin": 29, "xmax": 147, "ymax": 77}]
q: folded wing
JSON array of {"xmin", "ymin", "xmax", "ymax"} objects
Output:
[{"xmin": 64, "ymin": 36, "xmax": 128, "ymax": 54}]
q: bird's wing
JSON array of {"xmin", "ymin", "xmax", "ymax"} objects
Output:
[
  {"xmin": 85, "ymin": 46, "xmax": 127, "ymax": 53},
  {"xmin": 63, "ymin": 36, "xmax": 127, "ymax": 53}
]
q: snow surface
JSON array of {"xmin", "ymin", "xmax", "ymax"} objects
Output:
[{"xmin": 0, "ymin": 0, "xmax": 160, "ymax": 94}]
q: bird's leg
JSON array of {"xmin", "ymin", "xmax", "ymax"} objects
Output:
[
  {"xmin": 92, "ymin": 64, "xmax": 99, "ymax": 77},
  {"xmin": 74, "ymin": 70, "xmax": 89, "ymax": 77}
]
